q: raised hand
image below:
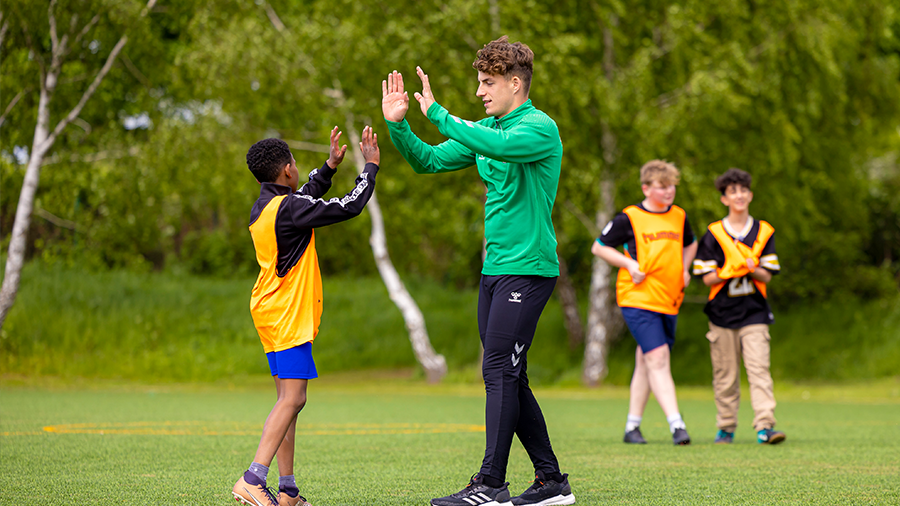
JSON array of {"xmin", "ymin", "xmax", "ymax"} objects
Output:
[
  {"xmin": 382, "ymin": 70, "xmax": 409, "ymax": 122},
  {"xmin": 359, "ymin": 125, "xmax": 380, "ymax": 166},
  {"xmin": 326, "ymin": 126, "xmax": 348, "ymax": 169},
  {"xmin": 413, "ymin": 66, "xmax": 436, "ymax": 116}
]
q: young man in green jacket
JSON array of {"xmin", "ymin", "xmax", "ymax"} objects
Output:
[{"xmin": 382, "ymin": 36, "xmax": 575, "ymax": 506}]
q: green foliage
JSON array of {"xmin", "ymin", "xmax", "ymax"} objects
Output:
[
  {"xmin": 1, "ymin": 381, "xmax": 899, "ymax": 505},
  {"xmin": 2, "ymin": 0, "xmax": 899, "ymax": 300},
  {"xmin": 2, "ymin": 264, "xmax": 898, "ymax": 385}
]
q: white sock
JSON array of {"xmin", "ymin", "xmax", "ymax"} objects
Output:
[
  {"xmin": 625, "ymin": 414, "xmax": 642, "ymax": 432},
  {"xmin": 667, "ymin": 413, "xmax": 686, "ymax": 433}
]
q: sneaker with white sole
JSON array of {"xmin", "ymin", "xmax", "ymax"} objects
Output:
[
  {"xmin": 430, "ymin": 474, "xmax": 512, "ymax": 506},
  {"xmin": 232, "ymin": 472, "xmax": 278, "ymax": 506},
  {"xmin": 511, "ymin": 471, "xmax": 576, "ymax": 506}
]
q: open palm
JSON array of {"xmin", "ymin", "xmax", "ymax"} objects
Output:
[{"xmin": 382, "ymin": 70, "xmax": 409, "ymax": 122}]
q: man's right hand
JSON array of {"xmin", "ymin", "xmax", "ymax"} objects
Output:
[
  {"xmin": 382, "ymin": 70, "xmax": 409, "ymax": 122},
  {"xmin": 359, "ymin": 125, "xmax": 380, "ymax": 166}
]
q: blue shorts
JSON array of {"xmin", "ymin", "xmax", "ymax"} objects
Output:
[
  {"xmin": 266, "ymin": 342, "xmax": 318, "ymax": 379},
  {"xmin": 620, "ymin": 307, "xmax": 678, "ymax": 353}
]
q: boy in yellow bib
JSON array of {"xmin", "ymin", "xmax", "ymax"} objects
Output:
[
  {"xmin": 692, "ymin": 168, "xmax": 785, "ymax": 445},
  {"xmin": 232, "ymin": 127, "xmax": 381, "ymax": 506},
  {"xmin": 592, "ymin": 160, "xmax": 697, "ymax": 445}
]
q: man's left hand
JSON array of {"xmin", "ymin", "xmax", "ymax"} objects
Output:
[{"xmin": 413, "ymin": 66, "xmax": 436, "ymax": 116}]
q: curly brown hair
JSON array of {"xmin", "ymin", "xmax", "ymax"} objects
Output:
[
  {"xmin": 714, "ymin": 168, "xmax": 752, "ymax": 194},
  {"xmin": 640, "ymin": 160, "xmax": 680, "ymax": 186},
  {"xmin": 472, "ymin": 35, "xmax": 534, "ymax": 95}
]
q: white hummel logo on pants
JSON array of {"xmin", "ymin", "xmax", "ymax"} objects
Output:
[{"xmin": 511, "ymin": 342, "xmax": 524, "ymax": 367}]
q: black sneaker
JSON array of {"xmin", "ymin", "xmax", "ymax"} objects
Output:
[
  {"xmin": 511, "ymin": 471, "xmax": 575, "ymax": 506},
  {"xmin": 673, "ymin": 427, "xmax": 691, "ymax": 445},
  {"xmin": 623, "ymin": 428, "xmax": 647, "ymax": 444},
  {"xmin": 430, "ymin": 474, "xmax": 512, "ymax": 506}
]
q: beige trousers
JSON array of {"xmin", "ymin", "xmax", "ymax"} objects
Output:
[{"xmin": 707, "ymin": 322, "xmax": 777, "ymax": 432}]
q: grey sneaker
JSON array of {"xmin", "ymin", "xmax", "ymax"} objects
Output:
[
  {"xmin": 623, "ymin": 428, "xmax": 647, "ymax": 444},
  {"xmin": 673, "ymin": 428, "xmax": 691, "ymax": 445},
  {"xmin": 431, "ymin": 474, "xmax": 512, "ymax": 506},
  {"xmin": 714, "ymin": 430, "xmax": 734, "ymax": 444},
  {"xmin": 511, "ymin": 471, "xmax": 575, "ymax": 506}
]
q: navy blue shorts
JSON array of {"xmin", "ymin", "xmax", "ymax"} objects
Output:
[
  {"xmin": 266, "ymin": 341, "xmax": 318, "ymax": 379},
  {"xmin": 620, "ymin": 307, "xmax": 678, "ymax": 353}
]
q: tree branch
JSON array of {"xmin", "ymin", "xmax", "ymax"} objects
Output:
[
  {"xmin": 120, "ymin": 52, "xmax": 151, "ymax": 88},
  {"xmin": 563, "ymin": 200, "xmax": 600, "ymax": 237},
  {"xmin": 0, "ymin": 16, "xmax": 9, "ymax": 49},
  {"xmin": 48, "ymin": 0, "xmax": 59, "ymax": 55},
  {"xmin": 35, "ymin": 207, "xmax": 76, "ymax": 230},
  {"xmin": 284, "ymin": 140, "xmax": 329, "ymax": 154},
  {"xmin": 264, "ymin": 2, "xmax": 285, "ymax": 32},
  {"xmin": 73, "ymin": 14, "xmax": 101, "ymax": 48},
  {"xmin": 40, "ymin": 146, "xmax": 140, "ymax": 167},
  {"xmin": 0, "ymin": 87, "xmax": 30, "ymax": 128}
]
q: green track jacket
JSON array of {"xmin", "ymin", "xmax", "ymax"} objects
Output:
[{"xmin": 385, "ymin": 99, "xmax": 562, "ymax": 277}]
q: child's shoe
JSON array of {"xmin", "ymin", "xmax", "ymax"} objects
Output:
[
  {"xmin": 672, "ymin": 428, "xmax": 691, "ymax": 445},
  {"xmin": 714, "ymin": 430, "xmax": 734, "ymax": 444},
  {"xmin": 623, "ymin": 428, "xmax": 647, "ymax": 444},
  {"xmin": 278, "ymin": 489, "xmax": 311, "ymax": 506},
  {"xmin": 233, "ymin": 472, "xmax": 278, "ymax": 506},
  {"xmin": 757, "ymin": 428, "xmax": 786, "ymax": 444}
]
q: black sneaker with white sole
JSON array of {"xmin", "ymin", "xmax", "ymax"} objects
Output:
[
  {"xmin": 430, "ymin": 474, "xmax": 512, "ymax": 506},
  {"xmin": 511, "ymin": 471, "xmax": 575, "ymax": 506}
]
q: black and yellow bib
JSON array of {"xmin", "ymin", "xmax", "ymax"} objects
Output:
[{"xmin": 249, "ymin": 195, "xmax": 323, "ymax": 353}]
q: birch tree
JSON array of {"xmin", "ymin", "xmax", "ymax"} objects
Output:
[{"xmin": 0, "ymin": 0, "xmax": 156, "ymax": 329}]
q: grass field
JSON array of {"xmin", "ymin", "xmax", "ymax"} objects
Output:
[
  {"xmin": 1, "ymin": 375, "xmax": 898, "ymax": 505},
  {"xmin": 3, "ymin": 263, "xmax": 899, "ymax": 386}
]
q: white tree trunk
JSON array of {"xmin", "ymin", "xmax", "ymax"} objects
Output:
[
  {"xmin": 345, "ymin": 127, "xmax": 447, "ymax": 383},
  {"xmin": 0, "ymin": 0, "xmax": 155, "ymax": 330},
  {"xmin": 582, "ymin": 177, "xmax": 618, "ymax": 386},
  {"xmin": 583, "ymin": 16, "xmax": 624, "ymax": 386},
  {"xmin": 0, "ymin": 99, "xmax": 52, "ymax": 328}
]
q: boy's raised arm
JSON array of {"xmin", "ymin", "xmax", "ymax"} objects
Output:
[
  {"xmin": 298, "ymin": 127, "xmax": 347, "ymax": 199},
  {"xmin": 287, "ymin": 126, "xmax": 380, "ymax": 229}
]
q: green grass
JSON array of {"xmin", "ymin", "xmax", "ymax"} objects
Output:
[
  {"xmin": 1, "ymin": 377, "xmax": 899, "ymax": 505},
  {"xmin": 2, "ymin": 262, "xmax": 899, "ymax": 385}
]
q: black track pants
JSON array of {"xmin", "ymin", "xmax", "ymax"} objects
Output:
[{"xmin": 477, "ymin": 274, "xmax": 561, "ymax": 481}]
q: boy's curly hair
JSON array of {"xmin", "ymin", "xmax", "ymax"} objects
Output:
[
  {"xmin": 247, "ymin": 138, "xmax": 292, "ymax": 183},
  {"xmin": 640, "ymin": 160, "xmax": 680, "ymax": 186},
  {"xmin": 714, "ymin": 168, "xmax": 752, "ymax": 194},
  {"xmin": 473, "ymin": 35, "xmax": 534, "ymax": 94}
]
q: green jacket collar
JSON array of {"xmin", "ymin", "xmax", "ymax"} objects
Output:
[{"xmin": 495, "ymin": 99, "xmax": 534, "ymax": 129}]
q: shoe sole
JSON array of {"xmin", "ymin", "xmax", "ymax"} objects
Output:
[
  {"xmin": 674, "ymin": 439, "xmax": 691, "ymax": 445},
  {"xmin": 513, "ymin": 493, "xmax": 576, "ymax": 506},
  {"xmin": 761, "ymin": 433, "xmax": 786, "ymax": 445},
  {"xmin": 431, "ymin": 501, "xmax": 511, "ymax": 506},
  {"xmin": 233, "ymin": 491, "xmax": 271, "ymax": 506}
]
